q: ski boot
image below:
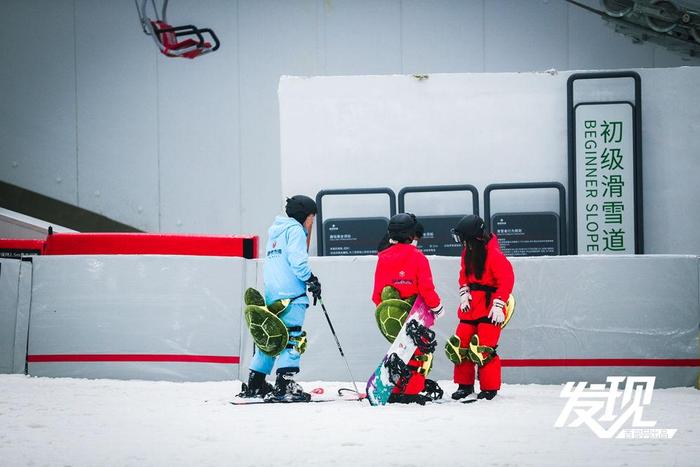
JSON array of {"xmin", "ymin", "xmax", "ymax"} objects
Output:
[
  {"xmin": 264, "ymin": 371, "xmax": 311, "ymax": 403},
  {"xmin": 405, "ymin": 320, "xmax": 437, "ymax": 354},
  {"xmin": 477, "ymin": 390, "xmax": 497, "ymax": 400},
  {"xmin": 451, "ymin": 384, "xmax": 474, "ymax": 400},
  {"xmin": 237, "ymin": 370, "xmax": 274, "ymax": 398}
]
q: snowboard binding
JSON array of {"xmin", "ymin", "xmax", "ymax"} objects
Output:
[
  {"xmin": 422, "ymin": 379, "xmax": 444, "ymax": 400},
  {"xmin": 405, "ymin": 319, "xmax": 437, "ymax": 354},
  {"xmin": 384, "ymin": 353, "xmax": 412, "ymax": 386}
]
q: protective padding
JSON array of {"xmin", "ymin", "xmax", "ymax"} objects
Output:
[
  {"xmin": 467, "ymin": 334, "xmax": 496, "ymax": 367},
  {"xmin": 375, "ymin": 299, "xmax": 412, "ymax": 343},
  {"xmin": 444, "ymin": 335, "xmax": 469, "ymax": 365},
  {"xmin": 244, "ymin": 305, "xmax": 289, "ymax": 356},
  {"xmin": 244, "ymin": 287, "xmax": 265, "ymax": 306},
  {"xmin": 502, "ymin": 294, "xmax": 516, "ymax": 329},
  {"xmin": 380, "ymin": 285, "xmax": 401, "ymax": 301}
]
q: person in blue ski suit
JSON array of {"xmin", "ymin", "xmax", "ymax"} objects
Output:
[{"xmin": 240, "ymin": 195, "xmax": 322, "ymax": 401}]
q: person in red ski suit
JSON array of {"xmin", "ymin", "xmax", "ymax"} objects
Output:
[
  {"xmin": 449, "ymin": 214, "xmax": 514, "ymax": 401},
  {"xmin": 372, "ymin": 213, "xmax": 443, "ymax": 404}
]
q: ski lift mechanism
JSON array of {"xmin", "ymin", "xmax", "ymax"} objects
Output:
[{"xmin": 136, "ymin": 0, "xmax": 220, "ymax": 59}]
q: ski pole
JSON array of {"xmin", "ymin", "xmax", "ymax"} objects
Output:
[{"xmin": 318, "ymin": 297, "xmax": 362, "ymax": 397}]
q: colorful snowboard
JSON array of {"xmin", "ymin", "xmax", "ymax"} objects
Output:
[{"xmin": 366, "ymin": 296, "xmax": 435, "ymax": 406}]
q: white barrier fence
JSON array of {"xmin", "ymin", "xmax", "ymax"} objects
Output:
[{"xmin": 1, "ymin": 254, "xmax": 698, "ymax": 387}]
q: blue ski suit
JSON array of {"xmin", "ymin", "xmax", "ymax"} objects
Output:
[{"xmin": 250, "ymin": 215, "xmax": 312, "ymax": 375}]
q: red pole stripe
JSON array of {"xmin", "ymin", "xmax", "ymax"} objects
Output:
[
  {"xmin": 502, "ymin": 358, "xmax": 700, "ymax": 367},
  {"xmin": 27, "ymin": 354, "xmax": 240, "ymax": 364}
]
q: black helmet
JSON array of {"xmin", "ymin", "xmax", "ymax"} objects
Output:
[
  {"xmin": 285, "ymin": 195, "xmax": 317, "ymax": 225},
  {"xmin": 388, "ymin": 213, "xmax": 417, "ymax": 242},
  {"xmin": 452, "ymin": 214, "xmax": 485, "ymax": 243},
  {"xmin": 414, "ymin": 221, "xmax": 424, "ymax": 240}
]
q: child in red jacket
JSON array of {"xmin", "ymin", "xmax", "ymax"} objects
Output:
[
  {"xmin": 372, "ymin": 213, "xmax": 443, "ymax": 404},
  {"xmin": 448, "ymin": 215, "xmax": 514, "ymax": 401}
]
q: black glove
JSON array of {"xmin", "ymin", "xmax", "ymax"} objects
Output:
[{"xmin": 306, "ymin": 273, "xmax": 322, "ymax": 305}]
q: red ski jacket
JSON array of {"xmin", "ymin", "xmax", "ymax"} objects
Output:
[
  {"xmin": 458, "ymin": 234, "xmax": 514, "ymax": 320},
  {"xmin": 372, "ymin": 243, "xmax": 441, "ymax": 309}
]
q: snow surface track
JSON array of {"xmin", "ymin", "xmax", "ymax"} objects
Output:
[{"xmin": 0, "ymin": 375, "xmax": 697, "ymax": 467}]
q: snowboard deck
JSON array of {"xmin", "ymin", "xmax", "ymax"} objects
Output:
[{"xmin": 366, "ymin": 296, "xmax": 435, "ymax": 406}]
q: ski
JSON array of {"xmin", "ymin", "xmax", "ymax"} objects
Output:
[
  {"xmin": 229, "ymin": 386, "xmax": 366, "ymax": 405},
  {"xmin": 229, "ymin": 398, "xmax": 333, "ymax": 405}
]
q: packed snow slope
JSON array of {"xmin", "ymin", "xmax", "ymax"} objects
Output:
[{"xmin": 0, "ymin": 375, "xmax": 697, "ymax": 467}]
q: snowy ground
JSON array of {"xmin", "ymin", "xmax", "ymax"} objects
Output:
[{"xmin": 0, "ymin": 375, "xmax": 698, "ymax": 467}]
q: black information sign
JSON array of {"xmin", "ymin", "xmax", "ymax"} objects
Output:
[
  {"xmin": 415, "ymin": 215, "xmax": 463, "ymax": 256},
  {"xmin": 323, "ymin": 217, "xmax": 389, "ymax": 256},
  {"xmin": 491, "ymin": 212, "xmax": 560, "ymax": 257}
]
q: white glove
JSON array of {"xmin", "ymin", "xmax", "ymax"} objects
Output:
[
  {"xmin": 430, "ymin": 303, "xmax": 444, "ymax": 318},
  {"xmin": 459, "ymin": 286, "xmax": 472, "ymax": 312},
  {"xmin": 488, "ymin": 299, "xmax": 506, "ymax": 325}
]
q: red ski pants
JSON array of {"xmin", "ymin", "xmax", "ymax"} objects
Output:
[{"xmin": 453, "ymin": 321, "xmax": 502, "ymax": 391}]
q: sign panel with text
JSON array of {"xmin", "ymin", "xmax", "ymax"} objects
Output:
[{"xmin": 575, "ymin": 103, "xmax": 636, "ymax": 254}]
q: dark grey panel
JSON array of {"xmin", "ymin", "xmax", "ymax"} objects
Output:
[
  {"xmin": 323, "ymin": 0, "xmax": 402, "ymax": 75},
  {"xmin": 75, "ymin": 0, "xmax": 159, "ymax": 231},
  {"xmin": 401, "ymin": 0, "xmax": 485, "ymax": 73},
  {"xmin": 158, "ymin": 1, "xmax": 241, "ymax": 234},
  {"xmin": 0, "ymin": 0, "xmax": 77, "ymax": 203},
  {"xmin": 238, "ymin": 0, "xmax": 319, "ymax": 246},
  {"xmin": 568, "ymin": 2, "xmax": 654, "ymax": 70},
  {"xmin": 485, "ymin": 0, "xmax": 568, "ymax": 72}
]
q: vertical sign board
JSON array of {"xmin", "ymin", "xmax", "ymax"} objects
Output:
[{"xmin": 575, "ymin": 103, "xmax": 636, "ymax": 254}]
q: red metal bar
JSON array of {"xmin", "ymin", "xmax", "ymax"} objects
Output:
[{"xmin": 43, "ymin": 233, "xmax": 258, "ymax": 258}]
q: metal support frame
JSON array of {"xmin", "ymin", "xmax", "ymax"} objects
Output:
[
  {"xmin": 567, "ymin": 71, "xmax": 644, "ymax": 255},
  {"xmin": 315, "ymin": 188, "xmax": 396, "ymax": 256},
  {"xmin": 397, "ymin": 184, "xmax": 479, "ymax": 216},
  {"xmin": 484, "ymin": 182, "xmax": 567, "ymax": 255}
]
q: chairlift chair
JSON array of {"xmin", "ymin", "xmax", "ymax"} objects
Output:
[{"xmin": 135, "ymin": 0, "xmax": 220, "ymax": 59}]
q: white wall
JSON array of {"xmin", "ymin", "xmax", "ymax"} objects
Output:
[
  {"xmin": 27, "ymin": 255, "xmax": 249, "ymax": 381},
  {"xmin": 1, "ymin": 1, "xmax": 698, "ymax": 249},
  {"xmin": 279, "ymin": 67, "xmax": 700, "ymax": 255},
  {"xmin": 0, "ymin": 259, "xmax": 31, "ymax": 374},
  {"xmin": 2, "ymin": 254, "xmax": 698, "ymax": 387}
]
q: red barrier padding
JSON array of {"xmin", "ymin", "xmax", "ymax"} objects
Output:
[
  {"xmin": 0, "ymin": 238, "xmax": 45, "ymax": 258},
  {"xmin": 43, "ymin": 233, "xmax": 258, "ymax": 259}
]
